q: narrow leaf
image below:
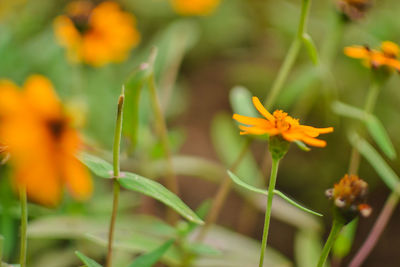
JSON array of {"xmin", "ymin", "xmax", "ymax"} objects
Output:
[
  {"xmin": 331, "ymin": 101, "xmax": 365, "ymax": 120},
  {"xmin": 294, "ymin": 140, "xmax": 310, "ymax": 152},
  {"xmin": 128, "ymin": 240, "xmax": 174, "ymax": 267},
  {"xmin": 227, "ymin": 171, "xmax": 322, "ymax": 216},
  {"xmin": 302, "ymin": 33, "xmax": 319, "ymax": 65},
  {"xmin": 295, "ymin": 230, "xmax": 327, "ymax": 267},
  {"xmin": 119, "ymin": 172, "xmax": 203, "ymax": 224},
  {"xmin": 75, "ymin": 251, "xmax": 102, "ymax": 267},
  {"xmin": 365, "ymin": 115, "xmax": 396, "ymax": 160},
  {"xmin": 80, "ymin": 153, "xmax": 203, "ymax": 224},
  {"xmin": 333, "ymin": 218, "xmax": 358, "ymax": 259},
  {"xmin": 349, "ymin": 132, "xmax": 400, "ymax": 192}
]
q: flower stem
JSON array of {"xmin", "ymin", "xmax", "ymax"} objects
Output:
[
  {"xmin": 317, "ymin": 219, "xmax": 344, "ymax": 267},
  {"xmin": 19, "ymin": 187, "xmax": 27, "ymax": 267},
  {"xmin": 349, "ymin": 192, "xmax": 400, "ymax": 267},
  {"xmin": 0, "ymin": 234, "xmax": 3, "ymax": 263},
  {"xmin": 259, "ymin": 158, "xmax": 280, "ymax": 267},
  {"xmin": 106, "ymin": 88, "xmax": 125, "ymax": 267},
  {"xmin": 265, "ymin": 0, "xmax": 312, "ymax": 109},
  {"xmin": 348, "ymin": 77, "xmax": 381, "ymax": 175},
  {"xmin": 148, "ymin": 72, "xmax": 180, "ymax": 224}
]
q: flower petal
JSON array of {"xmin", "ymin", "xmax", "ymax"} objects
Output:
[
  {"xmin": 252, "ymin": 97, "xmax": 275, "ymax": 122},
  {"xmin": 344, "ymin": 46, "xmax": 370, "ymax": 59},
  {"xmin": 232, "ymin": 114, "xmax": 268, "ymax": 127}
]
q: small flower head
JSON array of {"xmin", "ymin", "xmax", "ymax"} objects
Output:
[
  {"xmin": 326, "ymin": 174, "xmax": 371, "ymax": 223},
  {"xmin": 0, "ymin": 75, "xmax": 92, "ymax": 206},
  {"xmin": 336, "ymin": 0, "xmax": 372, "ymax": 21},
  {"xmin": 54, "ymin": 1, "xmax": 140, "ymax": 67},
  {"xmin": 170, "ymin": 0, "xmax": 221, "ymax": 16},
  {"xmin": 233, "ymin": 97, "xmax": 334, "ymax": 148},
  {"xmin": 344, "ymin": 41, "xmax": 400, "ymax": 72}
]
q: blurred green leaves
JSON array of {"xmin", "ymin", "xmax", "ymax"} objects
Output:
[
  {"xmin": 75, "ymin": 251, "xmax": 102, "ymax": 267},
  {"xmin": 127, "ymin": 240, "xmax": 173, "ymax": 267}
]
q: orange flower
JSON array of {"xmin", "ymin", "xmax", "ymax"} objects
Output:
[
  {"xmin": 337, "ymin": 0, "xmax": 371, "ymax": 20},
  {"xmin": 232, "ymin": 97, "xmax": 333, "ymax": 147},
  {"xmin": 0, "ymin": 75, "xmax": 92, "ymax": 206},
  {"xmin": 170, "ymin": 0, "xmax": 221, "ymax": 16},
  {"xmin": 344, "ymin": 41, "xmax": 400, "ymax": 72},
  {"xmin": 54, "ymin": 1, "xmax": 140, "ymax": 67}
]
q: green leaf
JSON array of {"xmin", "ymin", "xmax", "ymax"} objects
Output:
[
  {"xmin": 333, "ymin": 218, "xmax": 358, "ymax": 259},
  {"xmin": 80, "ymin": 153, "xmax": 203, "ymax": 224},
  {"xmin": 128, "ymin": 240, "xmax": 174, "ymax": 267},
  {"xmin": 78, "ymin": 152, "xmax": 113, "ymax": 178},
  {"xmin": 0, "ymin": 235, "xmax": 3, "ymax": 263},
  {"xmin": 227, "ymin": 171, "xmax": 322, "ymax": 216},
  {"xmin": 302, "ymin": 33, "xmax": 319, "ymax": 65},
  {"xmin": 349, "ymin": 132, "xmax": 400, "ymax": 192},
  {"xmin": 184, "ymin": 242, "xmax": 221, "ymax": 256},
  {"xmin": 295, "ymin": 230, "xmax": 328, "ymax": 267},
  {"xmin": 294, "ymin": 140, "xmax": 310, "ymax": 152},
  {"xmin": 75, "ymin": 251, "xmax": 102, "ymax": 267},
  {"xmin": 119, "ymin": 172, "xmax": 203, "ymax": 224},
  {"xmin": 365, "ymin": 115, "xmax": 396, "ymax": 160},
  {"xmin": 332, "ymin": 101, "xmax": 396, "ymax": 159},
  {"xmin": 229, "ymin": 86, "xmax": 258, "ymax": 117}
]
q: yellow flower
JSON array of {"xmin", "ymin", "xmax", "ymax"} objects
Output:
[
  {"xmin": 54, "ymin": 1, "xmax": 140, "ymax": 67},
  {"xmin": 337, "ymin": 0, "xmax": 371, "ymax": 20},
  {"xmin": 344, "ymin": 41, "xmax": 400, "ymax": 72},
  {"xmin": 326, "ymin": 174, "xmax": 372, "ymax": 218},
  {"xmin": 233, "ymin": 97, "xmax": 333, "ymax": 147},
  {"xmin": 0, "ymin": 75, "xmax": 92, "ymax": 206},
  {"xmin": 170, "ymin": 0, "xmax": 221, "ymax": 16}
]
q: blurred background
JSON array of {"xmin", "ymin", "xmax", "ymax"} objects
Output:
[{"xmin": 1, "ymin": 0, "xmax": 400, "ymax": 266}]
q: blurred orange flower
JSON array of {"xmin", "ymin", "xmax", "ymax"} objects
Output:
[
  {"xmin": 54, "ymin": 1, "xmax": 140, "ymax": 67},
  {"xmin": 233, "ymin": 97, "xmax": 333, "ymax": 147},
  {"xmin": 344, "ymin": 41, "xmax": 400, "ymax": 72},
  {"xmin": 0, "ymin": 75, "xmax": 92, "ymax": 206},
  {"xmin": 170, "ymin": 0, "xmax": 221, "ymax": 16}
]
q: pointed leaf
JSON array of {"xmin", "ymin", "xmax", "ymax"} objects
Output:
[
  {"xmin": 80, "ymin": 153, "xmax": 203, "ymax": 224},
  {"xmin": 294, "ymin": 140, "xmax": 310, "ymax": 152},
  {"xmin": 333, "ymin": 218, "xmax": 358, "ymax": 259},
  {"xmin": 75, "ymin": 251, "xmax": 102, "ymax": 267},
  {"xmin": 128, "ymin": 240, "xmax": 174, "ymax": 267},
  {"xmin": 119, "ymin": 172, "xmax": 203, "ymax": 224},
  {"xmin": 365, "ymin": 115, "xmax": 396, "ymax": 160},
  {"xmin": 227, "ymin": 171, "xmax": 322, "ymax": 216},
  {"xmin": 331, "ymin": 101, "xmax": 365, "ymax": 120},
  {"xmin": 302, "ymin": 33, "xmax": 319, "ymax": 65},
  {"xmin": 349, "ymin": 132, "xmax": 400, "ymax": 192}
]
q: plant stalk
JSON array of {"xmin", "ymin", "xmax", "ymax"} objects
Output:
[
  {"xmin": 259, "ymin": 158, "xmax": 280, "ymax": 267},
  {"xmin": 148, "ymin": 73, "xmax": 180, "ymax": 224},
  {"xmin": 19, "ymin": 187, "xmax": 27, "ymax": 267},
  {"xmin": 317, "ymin": 219, "xmax": 344, "ymax": 267},
  {"xmin": 106, "ymin": 88, "xmax": 125, "ymax": 267},
  {"xmin": 349, "ymin": 192, "xmax": 400, "ymax": 267}
]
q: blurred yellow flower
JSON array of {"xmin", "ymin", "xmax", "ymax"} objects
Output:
[
  {"xmin": 337, "ymin": 0, "xmax": 371, "ymax": 20},
  {"xmin": 344, "ymin": 41, "xmax": 400, "ymax": 72},
  {"xmin": 54, "ymin": 1, "xmax": 140, "ymax": 67},
  {"xmin": 170, "ymin": 0, "xmax": 221, "ymax": 16},
  {"xmin": 233, "ymin": 97, "xmax": 333, "ymax": 147},
  {"xmin": 0, "ymin": 75, "xmax": 92, "ymax": 206}
]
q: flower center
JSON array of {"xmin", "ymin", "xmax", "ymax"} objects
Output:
[
  {"xmin": 273, "ymin": 110, "xmax": 291, "ymax": 131},
  {"xmin": 66, "ymin": 1, "xmax": 94, "ymax": 33},
  {"xmin": 47, "ymin": 119, "xmax": 67, "ymax": 140}
]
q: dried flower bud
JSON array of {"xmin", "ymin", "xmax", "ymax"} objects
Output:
[
  {"xmin": 336, "ymin": 0, "xmax": 372, "ymax": 21},
  {"xmin": 326, "ymin": 174, "xmax": 372, "ymax": 223}
]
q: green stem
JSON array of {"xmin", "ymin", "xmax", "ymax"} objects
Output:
[
  {"xmin": 348, "ymin": 77, "xmax": 382, "ymax": 175},
  {"xmin": 259, "ymin": 158, "xmax": 279, "ymax": 267},
  {"xmin": 264, "ymin": 0, "xmax": 312, "ymax": 109},
  {"xmin": 106, "ymin": 88, "xmax": 125, "ymax": 267},
  {"xmin": 0, "ymin": 234, "xmax": 3, "ymax": 264},
  {"xmin": 148, "ymin": 72, "xmax": 180, "ymax": 224},
  {"xmin": 19, "ymin": 187, "xmax": 27, "ymax": 267},
  {"xmin": 317, "ymin": 219, "xmax": 344, "ymax": 267}
]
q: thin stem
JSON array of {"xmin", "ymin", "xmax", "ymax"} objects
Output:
[
  {"xmin": 348, "ymin": 78, "xmax": 381, "ymax": 174},
  {"xmin": 148, "ymin": 73, "xmax": 180, "ymax": 223},
  {"xmin": 317, "ymin": 219, "xmax": 344, "ymax": 267},
  {"xmin": 259, "ymin": 158, "xmax": 279, "ymax": 267},
  {"xmin": 264, "ymin": 0, "xmax": 312, "ymax": 109},
  {"xmin": 0, "ymin": 234, "xmax": 3, "ymax": 263},
  {"xmin": 106, "ymin": 88, "xmax": 125, "ymax": 267},
  {"xmin": 19, "ymin": 187, "xmax": 27, "ymax": 267},
  {"xmin": 349, "ymin": 192, "xmax": 400, "ymax": 267},
  {"xmin": 196, "ymin": 139, "xmax": 251, "ymax": 241}
]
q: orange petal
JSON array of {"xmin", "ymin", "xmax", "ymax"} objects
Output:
[
  {"xmin": 252, "ymin": 97, "xmax": 275, "ymax": 122},
  {"xmin": 299, "ymin": 126, "xmax": 334, "ymax": 137},
  {"xmin": 23, "ymin": 75, "xmax": 62, "ymax": 118},
  {"xmin": 386, "ymin": 58, "xmax": 400, "ymax": 71},
  {"xmin": 301, "ymin": 136, "xmax": 327, "ymax": 147},
  {"xmin": 63, "ymin": 156, "xmax": 92, "ymax": 201},
  {"xmin": 344, "ymin": 46, "xmax": 369, "ymax": 59},
  {"xmin": 232, "ymin": 114, "xmax": 268, "ymax": 127},
  {"xmin": 0, "ymin": 80, "xmax": 21, "ymax": 115},
  {"xmin": 239, "ymin": 125, "xmax": 277, "ymax": 136}
]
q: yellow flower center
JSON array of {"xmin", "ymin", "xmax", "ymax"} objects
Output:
[
  {"xmin": 47, "ymin": 118, "xmax": 67, "ymax": 140},
  {"xmin": 273, "ymin": 110, "xmax": 292, "ymax": 132}
]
